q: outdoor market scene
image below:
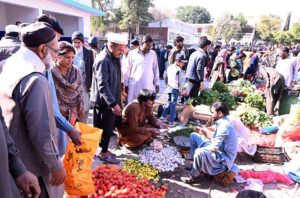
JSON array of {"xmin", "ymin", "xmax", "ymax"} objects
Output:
[{"xmin": 1, "ymin": 0, "xmax": 300, "ymax": 198}]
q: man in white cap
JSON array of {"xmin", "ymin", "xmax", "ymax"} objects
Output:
[
  {"xmin": 91, "ymin": 32, "xmax": 127, "ymax": 164},
  {"xmin": 0, "ymin": 24, "xmax": 21, "ymax": 61}
]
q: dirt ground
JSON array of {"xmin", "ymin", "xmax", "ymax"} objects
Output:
[
  {"xmin": 88, "ymin": 80, "xmax": 300, "ymax": 198},
  {"xmin": 90, "ymin": 134, "xmax": 299, "ymax": 198}
]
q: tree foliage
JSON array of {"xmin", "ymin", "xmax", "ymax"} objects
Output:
[
  {"xmin": 234, "ymin": 13, "xmax": 249, "ymax": 41},
  {"xmin": 91, "ymin": 0, "xmax": 115, "ymax": 34},
  {"xmin": 290, "ymin": 22, "xmax": 300, "ymax": 41},
  {"xmin": 211, "ymin": 13, "xmax": 242, "ymax": 43},
  {"xmin": 176, "ymin": 6, "xmax": 211, "ymax": 24},
  {"xmin": 256, "ymin": 15, "xmax": 282, "ymax": 41},
  {"xmin": 119, "ymin": 0, "xmax": 154, "ymax": 34}
]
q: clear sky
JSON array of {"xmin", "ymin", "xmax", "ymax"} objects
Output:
[{"xmin": 153, "ymin": 0, "xmax": 300, "ymax": 24}]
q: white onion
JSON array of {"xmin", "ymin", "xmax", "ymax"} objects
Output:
[{"xmin": 139, "ymin": 146, "xmax": 185, "ymax": 172}]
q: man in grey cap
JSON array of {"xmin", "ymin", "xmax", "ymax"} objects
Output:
[
  {"xmin": 91, "ymin": 32, "xmax": 126, "ymax": 164},
  {"xmin": 72, "ymin": 31, "xmax": 94, "ymax": 122},
  {"xmin": 0, "ymin": 22, "xmax": 65, "ymax": 198},
  {"xmin": 0, "ymin": 24, "xmax": 21, "ymax": 61}
]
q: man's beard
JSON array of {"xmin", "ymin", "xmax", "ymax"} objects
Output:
[
  {"xmin": 75, "ymin": 46, "xmax": 83, "ymax": 54},
  {"xmin": 42, "ymin": 51, "xmax": 55, "ymax": 70}
]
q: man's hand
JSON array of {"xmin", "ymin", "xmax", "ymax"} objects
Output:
[
  {"xmin": 15, "ymin": 171, "xmax": 40, "ymax": 198},
  {"xmin": 50, "ymin": 167, "xmax": 66, "ymax": 186},
  {"xmin": 152, "ymin": 129, "xmax": 161, "ymax": 136},
  {"xmin": 112, "ymin": 104, "xmax": 122, "ymax": 116},
  {"xmin": 159, "ymin": 122, "xmax": 169, "ymax": 129},
  {"xmin": 155, "ymin": 85, "xmax": 160, "ymax": 93},
  {"xmin": 68, "ymin": 128, "xmax": 82, "ymax": 146}
]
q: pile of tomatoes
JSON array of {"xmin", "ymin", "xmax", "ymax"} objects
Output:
[{"xmin": 88, "ymin": 165, "xmax": 168, "ymax": 198}]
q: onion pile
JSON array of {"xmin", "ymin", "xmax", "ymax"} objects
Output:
[{"xmin": 139, "ymin": 146, "xmax": 185, "ymax": 172}]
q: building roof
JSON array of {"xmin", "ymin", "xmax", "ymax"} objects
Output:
[{"xmin": 59, "ymin": 0, "xmax": 104, "ymax": 16}]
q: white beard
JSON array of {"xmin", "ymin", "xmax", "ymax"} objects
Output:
[
  {"xmin": 42, "ymin": 51, "xmax": 55, "ymax": 70},
  {"xmin": 75, "ymin": 46, "xmax": 83, "ymax": 54}
]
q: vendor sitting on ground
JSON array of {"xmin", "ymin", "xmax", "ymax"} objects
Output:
[
  {"xmin": 181, "ymin": 102, "xmax": 238, "ymax": 184},
  {"xmin": 117, "ymin": 89, "xmax": 168, "ymax": 148}
]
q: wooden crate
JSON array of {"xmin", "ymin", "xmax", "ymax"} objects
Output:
[{"xmin": 253, "ymin": 146, "xmax": 290, "ymax": 164}]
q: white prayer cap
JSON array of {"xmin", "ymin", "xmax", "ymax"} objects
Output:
[
  {"xmin": 5, "ymin": 25, "xmax": 20, "ymax": 33},
  {"xmin": 107, "ymin": 32, "xmax": 127, "ymax": 45}
]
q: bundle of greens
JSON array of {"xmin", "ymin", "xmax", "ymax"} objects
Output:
[
  {"xmin": 234, "ymin": 104, "xmax": 272, "ymax": 128},
  {"xmin": 194, "ymin": 89, "xmax": 219, "ymax": 106},
  {"xmin": 212, "ymin": 82, "xmax": 229, "ymax": 94},
  {"xmin": 244, "ymin": 92, "xmax": 265, "ymax": 111},
  {"xmin": 219, "ymin": 93, "xmax": 237, "ymax": 110}
]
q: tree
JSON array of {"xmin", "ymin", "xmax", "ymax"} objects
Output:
[
  {"xmin": 290, "ymin": 22, "xmax": 300, "ymax": 41},
  {"xmin": 283, "ymin": 12, "xmax": 292, "ymax": 31},
  {"xmin": 256, "ymin": 15, "xmax": 282, "ymax": 41},
  {"xmin": 90, "ymin": 0, "xmax": 115, "ymax": 34},
  {"xmin": 234, "ymin": 13, "xmax": 248, "ymax": 41},
  {"xmin": 119, "ymin": 0, "xmax": 154, "ymax": 35},
  {"xmin": 213, "ymin": 13, "xmax": 242, "ymax": 43},
  {"xmin": 176, "ymin": 6, "xmax": 211, "ymax": 24},
  {"xmin": 273, "ymin": 31, "xmax": 294, "ymax": 45}
]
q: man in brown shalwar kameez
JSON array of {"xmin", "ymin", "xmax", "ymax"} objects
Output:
[{"xmin": 117, "ymin": 89, "xmax": 168, "ymax": 148}]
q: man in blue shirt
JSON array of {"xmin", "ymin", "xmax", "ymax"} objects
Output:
[
  {"xmin": 182, "ymin": 102, "xmax": 238, "ymax": 184},
  {"xmin": 35, "ymin": 14, "xmax": 82, "ymax": 155}
]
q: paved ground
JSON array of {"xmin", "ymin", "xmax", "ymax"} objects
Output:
[{"xmin": 88, "ymin": 79, "xmax": 300, "ymax": 198}]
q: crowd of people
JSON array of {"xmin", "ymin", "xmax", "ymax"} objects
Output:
[{"xmin": 0, "ymin": 12, "xmax": 299, "ymax": 198}]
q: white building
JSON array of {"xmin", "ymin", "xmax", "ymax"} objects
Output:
[
  {"xmin": 0, "ymin": 0, "xmax": 104, "ymax": 38},
  {"xmin": 148, "ymin": 19, "xmax": 198, "ymax": 45}
]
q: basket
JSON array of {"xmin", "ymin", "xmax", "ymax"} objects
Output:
[{"xmin": 253, "ymin": 146, "xmax": 290, "ymax": 164}]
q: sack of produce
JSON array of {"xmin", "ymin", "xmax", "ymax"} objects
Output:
[{"xmin": 63, "ymin": 122, "xmax": 102, "ymax": 195}]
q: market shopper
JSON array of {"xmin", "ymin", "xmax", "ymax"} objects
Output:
[
  {"xmin": 72, "ymin": 31, "xmax": 94, "ymax": 122},
  {"xmin": 35, "ymin": 14, "xmax": 82, "ymax": 155},
  {"xmin": 0, "ymin": 24, "xmax": 21, "ymax": 61},
  {"xmin": 0, "ymin": 107, "xmax": 41, "ymax": 198},
  {"xmin": 91, "ymin": 32, "xmax": 127, "ymax": 164},
  {"xmin": 168, "ymin": 36, "xmax": 185, "ymax": 65},
  {"xmin": 51, "ymin": 41, "xmax": 84, "ymax": 155},
  {"xmin": 160, "ymin": 54, "xmax": 187, "ymax": 125},
  {"xmin": 0, "ymin": 22, "xmax": 65, "ymax": 197},
  {"xmin": 130, "ymin": 38, "xmax": 139, "ymax": 50},
  {"xmin": 181, "ymin": 102, "xmax": 238, "ymax": 184},
  {"xmin": 186, "ymin": 36, "xmax": 211, "ymax": 99},
  {"xmin": 117, "ymin": 89, "xmax": 168, "ymax": 148},
  {"xmin": 259, "ymin": 65, "xmax": 285, "ymax": 115},
  {"xmin": 124, "ymin": 35, "xmax": 160, "ymax": 103},
  {"xmin": 88, "ymin": 36, "xmax": 101, "ymax": 59},
  {"xmin": 275, "ymin": 47, "xmax": 297, "ymax": 87},
  {"xmin": 210, "ymin": 49, "xmax": 227, "ymax": 86}
]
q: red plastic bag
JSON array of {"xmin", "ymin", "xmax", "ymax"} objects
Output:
[{"xmin": 240, "ymin": 170, "xmax": 294, "ymax": 185}]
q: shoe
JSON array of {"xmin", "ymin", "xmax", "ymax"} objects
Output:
[
  {"xmin": 160, "ymin": 117, "xmax": 166, "ymax": 121},
  {"xmin": 98, "ymin": 154, "xmax": 120, "ymax": 164},
  {"xmin": 180, "ymin": 174, "xmax": 203, "ymax": 184}
]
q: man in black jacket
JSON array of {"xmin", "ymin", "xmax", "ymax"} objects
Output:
[
  {"xmin": 186, "ymin": 36, "xmax": 211, "ymax": 99},
  {"xmin": 72, "ymin": 31, "xmax": 94, "ymax": 122},
  {"xmin": 0, "ymin": 25, "xmax": 21, "ymax": 61},
  {"xmin": 91, "ymin": 33, "xmax": 127, "ymax": 164}
]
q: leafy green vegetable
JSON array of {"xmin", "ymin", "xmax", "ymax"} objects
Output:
[
  {"xmin": 234, "ymin": 104, "xmax": 272, "ymax": 128},
  {"xmin": 169, "ymin": 126, "xmax": 195, "ymax": 139},
  {"xmin": 244, "ymin": 92, "xmax": 265, "ymax": 111},
  {"xmin": 195, "ymin": 90, "xmax": 219, "ymax": 106},
  {"xmin": 212, "ymin": 82, "xmax": 229, "ymax": 93},
  {"xmin": 219, "ymin": 93, "xmax": 237, "ymax": 110}
]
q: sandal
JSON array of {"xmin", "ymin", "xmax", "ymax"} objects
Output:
[
  {"xmin": 99, "ymin": 155, "xmax": 120, "ymax": 164},
  {"xmin": 180, "ymin": 174, "xmax": 203, "ymax": 184}
]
